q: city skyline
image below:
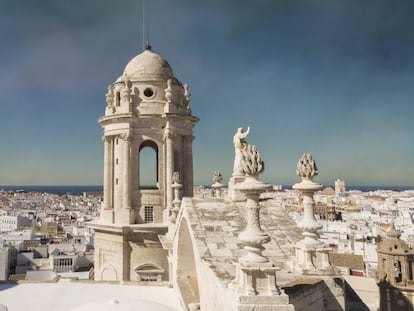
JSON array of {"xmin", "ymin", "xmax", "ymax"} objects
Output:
[{"xmin": 1, "ymin": 0, "xmax": 414, "ymax": 186}]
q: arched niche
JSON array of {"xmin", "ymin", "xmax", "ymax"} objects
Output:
[
  {"xmin": 134, "ymin": 263, "xmax": 165, "ymax": 282},
  {"xmin": 139, "ymin": 140, "xmax": 159, "ymax": 189},
  {"xmin": 101, "ymin": 265, "xmax": 117, "ymax": 281}
]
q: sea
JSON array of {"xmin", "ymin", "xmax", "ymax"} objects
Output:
[{"xmin": 0, "ymin": 185, "xmax": 413, "ymax": 196}]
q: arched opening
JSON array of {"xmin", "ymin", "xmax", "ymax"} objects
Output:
[
  {"xmin": 139, "ymin": 141, "xmax": 158, "ymax": 189},
  {"xmin": 394, "ymin": 260, "xmax": 402, "ymax": 283},
  {"xmin": 176, "ymin": 218, "xmax": 200, "ymax": 307}
]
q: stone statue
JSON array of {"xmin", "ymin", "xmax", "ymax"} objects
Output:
[
  {"xmin": 165, "ymin": 79, "xmax": 173, "ymax": 102},
  {"xmin": 239, "ymin": 144, "xmax": 264, "ymax": 177},
  {"xmin": 184, "ymin": 83, "xmax": 191, "ymax": 106},
  {"xmin": 172, "ymin": 171, "xmax": 180, "ymax": 184},
  {"xmin": 105, "ymin": 84, "xmax": 114, "ymax": 107},
  {"xmin": 296, "ymin": 154, "xmax": 318, "ymax": 181},
  {"xmin": 120, "ymin": 74, "xmax": 131, "ymax": 105},
  {"xmin": 233, "ymin": 127, "xmax": 250, "ymax": 175}
]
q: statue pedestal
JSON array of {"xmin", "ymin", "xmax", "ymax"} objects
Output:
[
  {"xmin": 100, "ymin": 208, "xmax": 114, "ymax": 224},
  {"xmin": 228, "ymin": 175, "xmax": 246, "ymax": 201},
  {"xmin": 233, "ymin": 262, "xmax": 294, "ymax": 311}
]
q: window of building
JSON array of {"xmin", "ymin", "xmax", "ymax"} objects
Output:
[
  {"xmin": 143, "ymin": 88, "xmax": 154, "ymax": 98},
  {"xmin": 116, "ymin": 92, "xmax": 120, "ymax": 106},
  {"xmin": 139, "ymin": 143, "xmax": 158, "ymax": 189},
  {"xmin": 144, "ymin": 206, "xmax": 154, "ymax": 223}
]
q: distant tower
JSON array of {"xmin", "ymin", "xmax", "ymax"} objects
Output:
[
  {"xmin": 334, "ymin": 179, "xmax": 345, "ymax": 196},
  {"xmin": 377, "ymin": 224, "xmax": 414, "ymax": 310},
  {"xmin": 91, "ymin": 46, "xmax": 198, "ymax": 282}
]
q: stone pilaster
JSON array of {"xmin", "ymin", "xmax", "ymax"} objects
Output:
[
  {"xmin": 116, "ymin": 132, "xmax": 134, "ymax": 224},
  {"xmin": 184, "ymin": 135, "xmax": 195, "ymax": 197},
  {"xmin": 165, "ymin": 131, "xmax": 174, "ymax": 210},
  {"xmin": 101, "ymin": 135, "xmax": 114, "ymax": 224}
]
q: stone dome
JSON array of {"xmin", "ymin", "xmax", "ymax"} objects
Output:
[
  {"xmin": 123, "ymin": 48, "xmax": 174, "ymax": 81},
  {"xmin": 377, "ymin": 226, "xmax": 412, "ymax": 255}
]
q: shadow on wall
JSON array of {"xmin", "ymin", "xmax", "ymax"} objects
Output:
[
  {"xmin": 378, "ymin": 279, "xmax": 414, "ymax": 311},
  {"xmin": 336, "ymin": 278, "xmax": 370, "ymax": 311},
  {"xmin": 285, "ymin": 278, "xmax": 344, "ymax": 311}
]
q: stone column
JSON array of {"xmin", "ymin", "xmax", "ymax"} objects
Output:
[
  {"xmin": 237, "ymin": 176, "xmax": 271, "ymax": 265},
  {"xmin": 101, "ymin": 135, "xmax": 114, "ymax": 224},
  {"xmin": 185, "ymin": 136, "xmax": 195, "ymax": 197},
  {"xmin": 165, "ymin": 132, "xmax": 174, "ymax": 210},
  {"xmin": 103, "ymin": 135, "xmax": 112, "ymax": 209},
  {"xmin": 115, "ymin": 133, "xmax": 134, "ymax": 224},
  {"xmin": 122, "ymin": 133, "xmax": 132, "ymax": 210}
]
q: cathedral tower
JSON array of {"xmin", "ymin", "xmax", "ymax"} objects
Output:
[
  {"xmin": 91, "ymin": 46, "xmax": 198, "ymax": 282},
  {"xmin": 377, "ymin": 225, "xmax": 414, "ymax": 310}
]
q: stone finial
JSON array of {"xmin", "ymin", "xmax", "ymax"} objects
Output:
[
  {"xmin": 239, "ymin": 144, "xmax": 264, "ymax": 177},
  {"xmin": 170, "ymin": 171, "xmax": 183, "ymax": 224},
  {"xmin": 212, "ymin": 170, "xmax": 224, "ymax": 198},
  {"xmin": 213, "ymin": 170, "xmax": 223, "ymax": 184},
  {"xmin": 387, "ymin": 223, "xmax": 401, "ymax": 239},
  {"xmin": 296, "ymin": 154, "xmax": 318, "ymax": 181},
  {"xmin": 184, "ymin": 83, "xmax": 191, "ymax": 105},
  {"xmin": 105, "ymin": 84, "xmax": 114, "ymax": 107},
  {"xmin": 165, "ymin": 79, "xmax": 173, "ymax": 103}
]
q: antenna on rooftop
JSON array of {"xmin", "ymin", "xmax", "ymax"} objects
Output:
[{"xmin": 141, "ymin": 0, "xmax": 151, "ymax": 50}]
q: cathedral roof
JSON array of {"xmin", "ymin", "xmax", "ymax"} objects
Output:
[{"xmin": 122, "ymin": 48, "xmax": 174, "ymax": 82}]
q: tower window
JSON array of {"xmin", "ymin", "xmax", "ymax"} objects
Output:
[
  {"xmin": 143, "ymin": 88, "xmax": 154, "ymax": 98},
  {"xmin": 144, "ymin": 206, "xmax": 154, "ymax": 223},
  {"xmin": 116, "ymin": 92, "xmax": 121, "ymax": 106},
  {"xmin": 115, "ymin": 178, "xmax": 118, "ymax": 185},
  {"xmin": 116, "ymin": 158, "xmax": 118, "ymax": 165}
]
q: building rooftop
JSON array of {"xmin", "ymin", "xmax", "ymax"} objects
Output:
[{"xmin": 182, "ymin": 196, "xmax": 303, "ymax": 284}]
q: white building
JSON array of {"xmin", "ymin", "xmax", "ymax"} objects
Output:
[{"xmin": 0, "ymin": 215, "xmax": 32, "ymax": 232}]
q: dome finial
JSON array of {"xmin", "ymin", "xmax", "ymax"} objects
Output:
[
  {"xmin": 141, "ymin": 0, "xmax": 151, "ymax": 51},
  {"xmin": 145, "ymin": 40, "xmax": 151, "ymax": 51}
]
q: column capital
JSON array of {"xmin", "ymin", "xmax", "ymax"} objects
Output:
[
  {"xmin": 102, "ymin": 135, "xmax": 113, "ymax": 143},
  {"xmin": 164, "ymin": 132, "xmax": 175, "ymax": 141},
  {"xmin": 120, "ymin": 132, "xmax": 133, "ymax": 142}
]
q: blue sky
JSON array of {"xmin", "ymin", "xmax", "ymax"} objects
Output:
[{"xmin": 1, "ymin": 0, "xmax": 414, "ymax": 186}]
